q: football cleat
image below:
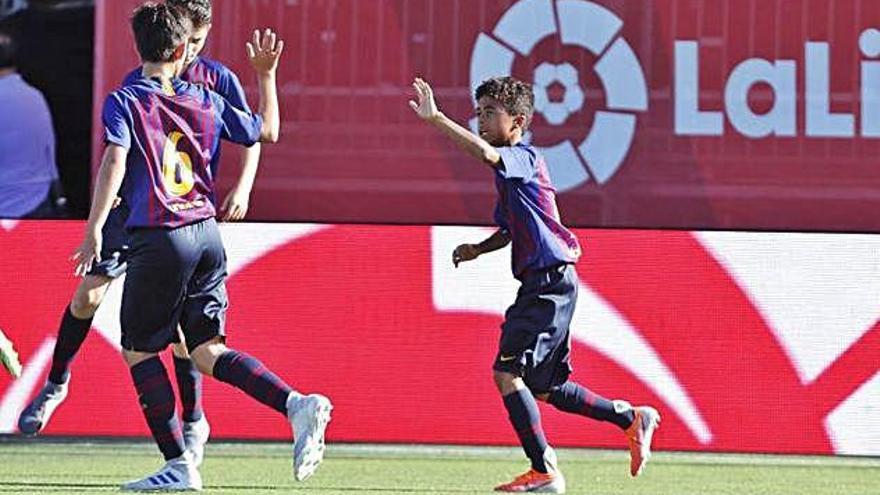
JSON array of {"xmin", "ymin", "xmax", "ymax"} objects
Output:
[
  {"xmin": 625, "ymin": 406, "xmax": 661, "ymax": 477},
  {"xmin": 287, "ymin": 393, "xmax": 333, "ymax": 481},
  {"xmin": 121, "ymin": 452, "xmax": 202, "ymax": 491},
  {"xmin": 18, "ymin": 378, "xmax": 69, "ymax": 435},
  {"xmin": 494, "ymin": 469, "xmax": 566, "ymax": 493}
]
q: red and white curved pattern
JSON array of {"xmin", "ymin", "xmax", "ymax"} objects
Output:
[{"xmin": 0, "ymin": 222, "xmax": 877, "ymax": 456}]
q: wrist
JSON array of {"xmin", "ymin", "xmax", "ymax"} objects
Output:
[{"xmin": 257, "ymin": 71, "xmax": 276, "ymax": 81}]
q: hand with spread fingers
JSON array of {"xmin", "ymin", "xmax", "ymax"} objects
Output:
[
  {"xmin": 247, "ymin": 28, "xmax": 284, "ymax": 76},
  {"xmin": 408, "ymin": 77, "xmax": 441, "ymax": 121}
]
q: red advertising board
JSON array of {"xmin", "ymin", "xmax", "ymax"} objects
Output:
[
  {"xmin": 93, "ymin": 0, "xmax": 880, "ymax": 231},
  {"xmin": 1, "ymin": 221, "xmax": 878, "ymax": 456}
]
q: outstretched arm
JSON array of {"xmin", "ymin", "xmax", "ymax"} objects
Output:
[
  {"xmin": 452, "ymin": 229, "xmax": 511, "ymax": 267},
  {"xmin": 409, "ymin": 78, "xmax": 501, "ymax": 166}
]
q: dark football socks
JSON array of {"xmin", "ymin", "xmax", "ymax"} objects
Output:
[
  {"xmin": 212, "ymin": 350, "xmax": 292, "ymax": 415},
  {"xmin": 503, "ymin": 388, "xmax": 550, "ymax": 473},
  {"xmin": 173, "ymin": 356, "xmax": 204, "ymax": 423},
  {"xmin": 48, "ymin": 305, "xmax": 92, "ymax": 385},
  {"xmin": 130, "ymin": 357, "xmax": 185, "ymax": 461},
  {"xmin": 548, "ymin": 381, "xmax": 635, "ymax": 430}
]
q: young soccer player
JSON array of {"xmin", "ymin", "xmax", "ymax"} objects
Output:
[
  {"xmin": 409, "ymin": 77, "xmax": 660, "ymax": 493},
  {"xmin": 19, "ymin": 0, "xmax": 262, "ymax": 466},
  {"xmin": 71, "ymin": 3, "xmax": 330, "ymax": 490},
  {"xmin": 123, "ymin": 0, "xmax": 262, "ymax": 222}
]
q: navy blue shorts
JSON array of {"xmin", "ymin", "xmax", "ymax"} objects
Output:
[
  {"xmin": 493, "ymin": 263, "xmax": 578, "ymax": 394},
  {"xmin": 120, "ymin": 218, "xmax": 228, "ymax": 353},
  {"xmin": 88, "ymin": 206, "xmax": 130, "ymax": 279},
  {"xmin": 88, "ymin": 247, "xmax": 129, "ymax": 279}
]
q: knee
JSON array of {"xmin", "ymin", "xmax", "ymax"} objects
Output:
[
  {"xmin": 190, "ymin": 338, "xmax": 228, "ymax": 376},
  {"xmin": 192, "ymin": 359, "xmax": 213, "ymax": 376},
  {"xmin": 171, "ymin": 342, "xmax": 190, "ymax": 359},
  {"xmin": 493, "ymin": 370, "xmax": 524, "ymax": 396},
  {"xmin": 123, "ymin": 349, "xmax": 156, "ymax": 368},
  {"xmin": 70, "ymin": 289, "xmax": 103, "ymax": 319}
]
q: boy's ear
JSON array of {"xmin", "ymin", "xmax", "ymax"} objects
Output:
[
  {"xmin": 171, "ymin": 43, "xmax": 187, "ymax": 61},
  {"xmin": 511, "ymin": 114, "xmax": 527, "ymax": 131}
]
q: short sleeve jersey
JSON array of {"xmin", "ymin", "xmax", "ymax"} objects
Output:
[
  {"xmin": 493, "ymin": 143, "xmax": 581, "ymax": 278},
  {"xmin": 102, "ymin": 77, "xmax": 262, "ymax": 228}
]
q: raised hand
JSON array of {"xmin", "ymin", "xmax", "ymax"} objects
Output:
[
  {"xmin": 247, "ymin": 28, "xmax": 285, "ymax": 75},
  {"xmin": 409, "ymin": 77, "xmax": 440, "ymax": 121}
]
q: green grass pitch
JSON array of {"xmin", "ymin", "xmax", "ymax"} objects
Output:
[{"xmin": 0, "ymin": 441, "xmax": 876, "ymax": 494}]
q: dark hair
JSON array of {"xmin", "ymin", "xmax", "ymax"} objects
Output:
[
  {"xmin": 130, "ymin": 2, "xmax": 191, "ymax": 63},
  {"xmin": 167, "ymin": 0, "xmax": 212, "ymax": 29},
  {"xmin": 475, "ymin": 76, "xmax": 535, "ymax": 128},
  {"xmin": 0, "ymin": 29, "xmax": 15, "ymax": 69}
]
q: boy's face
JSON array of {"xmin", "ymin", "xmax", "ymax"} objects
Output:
[
  {"xmin": 476, "ymin": 96, "xmax": 524, "ymax": 146},
  {"xmin": 184, "ymin": 24, "xmax": 211, "ymax": 66}
]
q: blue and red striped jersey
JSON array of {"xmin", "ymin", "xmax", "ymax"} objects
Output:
[
  {"xmin": 102, "ymin": 76, "xmax": 262, "ymax": 229},
  {"xmin": 493, "ymin": 143, "xmax": 581, "ymax": 278},
  {"xmin": 122, "ymin": 56, "xmax": 252, "ymax": 177}
]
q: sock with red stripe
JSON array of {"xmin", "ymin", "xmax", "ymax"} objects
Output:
[
  {"xmin": 212, "ymin": 350, "xmax": 292, "ymax": 415},
  {"xmin": 503, "ymin": 388, "xmax": 549, "ymax": 473},
  {"xmin": 548, "ymin": 381, "xmax": 634, "ymax": 430},
  {"xmin": 130, "ymin": 357, "xmax": 184, "ymax": 460}
]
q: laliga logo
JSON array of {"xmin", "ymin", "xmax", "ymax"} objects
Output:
[
  {"xmin": 469, "ymin": 0, "xmax": 648, "ymax": 191},
  {"xmin": 676, "ymin": 28, "xmax": 880, "ymax": 138}
]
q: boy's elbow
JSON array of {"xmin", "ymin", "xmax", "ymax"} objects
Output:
[
  {"xmin": 481, "ymin": 149, "xmax": 501, "ymax": 165},
  {"xmin": 260, "ymin": 126, "xmax": 280, "ymax": 143}
]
